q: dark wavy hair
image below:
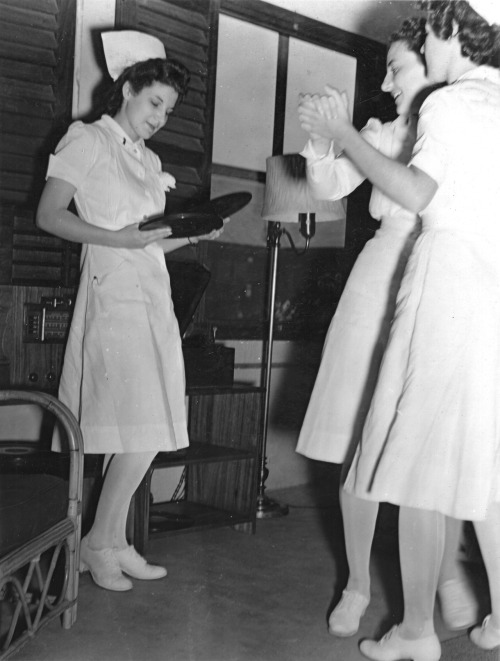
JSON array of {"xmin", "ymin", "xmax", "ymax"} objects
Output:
[
  {"xmin": 421, "ymin": 0, "xmax": 500, "ymax": 65},
  {"xmin": 389, "ymin": 17, "xmax": 427, "ymax": 58},
  {"xmin": 104, "ymin": 57, "xmax": 191, "ymax": 117}
]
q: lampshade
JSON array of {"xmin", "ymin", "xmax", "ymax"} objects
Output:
[{"xmin": 262, "ymin": 154, "xmax": 345, "ymax": 223}]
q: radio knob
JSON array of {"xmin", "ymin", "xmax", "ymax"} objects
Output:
[
  {"xmin": 46, "ymin": 372, "xmax": 56, "ymax": 382},
  {"xmin": 28, "ymin": 372, "xmax": 39, "ymax": 382}
]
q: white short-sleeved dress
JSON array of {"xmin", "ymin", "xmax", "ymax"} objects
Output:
[
  {"xmin": 345, "ymin": 67, "xmax": 500, "ymax": 520},
  {"xmin": 48, "ymin": 114, "xmax": 189, "ymax": 454},
  {"xmin": 296, "ymin": 116, "xmax": 420, "ymax": 465}
]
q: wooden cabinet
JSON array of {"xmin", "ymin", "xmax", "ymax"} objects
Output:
[{"xmin": 132, "ymin": 385, "xmax": 263, "ymax": 553}]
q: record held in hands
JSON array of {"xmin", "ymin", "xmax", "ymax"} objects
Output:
[
  {"xmin": 139, "ymin": 191, "xmax": 252, "ymax": 238},
  {"xmin": 190, "ymin": 191, "xmax": 252, "ymax": 218},
  {"xmin": 139, "ymin": 212, "xmax": 223, "ymax": 237}
]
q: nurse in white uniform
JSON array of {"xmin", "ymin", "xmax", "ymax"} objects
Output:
[
  {"xmin": 297, "ymin": 18, "xmax": 473, "ymax": 638},
  {"xmin": 37, "ymin": 31, "xmax": 222, "ymax": 591},
  {"xmin": 299, "ymin": 1, "xmax": 500, "ymax": 658}
]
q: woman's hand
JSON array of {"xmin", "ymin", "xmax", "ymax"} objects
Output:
[
  {"xmin": 190, "ymin": 216, "xmax": 230, "ymax": 244},
  {"xmin": 114, "ymin": 223, "xmax": 172, "ymax": 249},
  {"xmin": 298, "ymin": 87, "xmax": 352, "ymax": 147},
  {"xmin": 298, "ymin": 94, "xmax": 331, "ymax": 149}
]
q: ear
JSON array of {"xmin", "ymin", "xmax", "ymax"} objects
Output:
[{"xmin": 122, "ymin": 81, "xmax": 132, "ymax": 101}]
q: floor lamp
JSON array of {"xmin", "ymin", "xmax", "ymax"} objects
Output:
[{"xmin": 257, "ymin": 154, "xmax": 345, "ymax": 518}]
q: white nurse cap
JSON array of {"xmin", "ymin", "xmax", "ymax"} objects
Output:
[
  {"xmin": 468, "ymin": 0, "xmax": 500, "ymax": 25},
  {"xmin": 102, "ymin": 30, "xmax": 167, "ymax": 81}
]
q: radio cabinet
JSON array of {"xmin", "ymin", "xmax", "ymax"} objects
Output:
[{"xmin": 2, "ymin": 286, "xmax": 74, "ymax": 391}]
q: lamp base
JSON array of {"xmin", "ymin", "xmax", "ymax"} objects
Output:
[{"xmin": 256, "ymin": 495, "xmax": 289, "ymax": 519}]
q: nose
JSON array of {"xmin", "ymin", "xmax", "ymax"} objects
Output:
[{"xmin": 381, "ymin": 71, "xmax": 393, "ymax": 93}]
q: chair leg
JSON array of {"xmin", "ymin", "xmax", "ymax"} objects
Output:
[
  {"xmin": 63, "ymin": 526, "xmax": 80, "ymax": 629},
  {"xmin": 63, "ymin": 603, "xmax": 78, "ymax": 629}
]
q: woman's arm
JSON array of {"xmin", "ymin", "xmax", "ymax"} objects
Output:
[
  {"xmin": 158, "ymin": 222, "xmax": 227, "ymax": 253},
  {"xmin": 158, "ymin": 237, "xmax": 192, "ymax": 253},
  {"xmin": 36, "ymin": 177, "xmax": 172, "ymax": 248},
  {"xmin": 333, "ymin": 124, "xmax": 437, "ymax": 212},
  {"xmin": 302, "ymin": 141, "xmax": 369, "ymax": 201},
  {"xmin": 299, "ymin": 95, "xmax": 378, "ymax": 201},
  {"xmin": 299, "ymin": 87, "xmax": 438, "ymax": 212}
]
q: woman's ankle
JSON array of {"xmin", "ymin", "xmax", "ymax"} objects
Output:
[
  {"xmin": 344, "ymin": 579, "xmax": 370, "ymax": 599},
  {"xmin": 399, "ymin": 619, "xmax": 435, "ymax": 640},
  {"xmin": 488, "ymin": 614, "xmax": 500, "ymax": 631},
  {"xmin": 84, "ymin": 533, "xmax": 112, "ymax": 552}
]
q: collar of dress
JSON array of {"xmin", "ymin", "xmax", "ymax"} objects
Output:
[
  {"xmin": 100, "ymin": 114, "xmax": 145, "ymax": 153},
  {"xmin": 455, "ymin": 64, "xmax": 500, "ymax": 85}
]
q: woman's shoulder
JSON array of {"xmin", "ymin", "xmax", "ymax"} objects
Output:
[
  {"xmin": 419, "ymin": 83, "xmax": 465, "ymax": 119},
  {"xmin": 57, "ymin": 119, "xmax": 105, "ymax": 152},
  {"xmin": 418, "ymin": 78, "xmax": 498, "ymax": 129},
  {"xmin": 362, "ymin": 117, "xmax": 384, "ymax": 133}
]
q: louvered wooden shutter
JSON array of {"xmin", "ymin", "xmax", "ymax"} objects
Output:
[
  {"xmin": 115, "ymin": 0, "xmax": 218, "ymax": 212},
  {"xmin": 0, "ymin": 0, "xmax": 79, "ymax": 286}
]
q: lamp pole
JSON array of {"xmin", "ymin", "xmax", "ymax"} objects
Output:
[
  {"xmin": 256, "ymin": 221, "xmax": 289, "ymax": 518},
  {"xmin": 257, "ymin": 152, "xmax": 343, "ymax": 518}
]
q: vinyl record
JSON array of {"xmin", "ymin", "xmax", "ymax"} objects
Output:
[
  {"xmin": 189, "ymin": 191, "xmax": 252, "ymax": 218},
  {"xmin": 139, "ymin": 212, "xmax": 223, "ymax": 237}
]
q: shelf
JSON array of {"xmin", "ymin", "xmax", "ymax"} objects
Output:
[
  {"xmin": 152, "ymin": 441, "xmax": 254, "ymax": 468},
  {"xmin": 186, "ymin": 383, "xmax": 264, "ymax": 396},
  {"xmin": 132, "ymin": 385, "xmax": 262, "ymax": 552},
  {"xmin": 148, "ymin": 501, "xmax": 251, "ymax": 535}
]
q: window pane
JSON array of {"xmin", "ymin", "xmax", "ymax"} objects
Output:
[
  {"xmin": 284, "ymin": 38, "xmax": 357, "ymax": 153},
  {"xmin": 212, "ymin": 15, "xmax": 278, "ymax": 171}
]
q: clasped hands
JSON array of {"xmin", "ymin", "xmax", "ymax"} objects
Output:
[{"xmin": 298, "ymin": 85, "xmax": 352, "ymax": 146}]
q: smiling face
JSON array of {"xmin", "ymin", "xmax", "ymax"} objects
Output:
[
  {"xmin": 381, "ymin": 40, "xmax": 430, "ymax": 118},
  {"xmin": 117, "ymin": 81, "xmax": 179, "ymax": 142}
]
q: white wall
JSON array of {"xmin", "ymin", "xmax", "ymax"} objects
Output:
[
  {"xmin": 264, "ymin": 0, "xmax": 417, "ymax": 43},
  {"xmin": 73, "ymin": 0, "xmax": 115, "ymax": 118},
  {"xmin": 73, "ymin": 1, "xmax": 415, "ymax": 117}
]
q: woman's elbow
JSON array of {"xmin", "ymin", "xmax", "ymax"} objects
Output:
[
  {"xmin": 35, "ymin": 208, "xmax": 50, "ymax": 232},
  {"xmin": 36, "ymin": 204, "xmax": 61, "ymax": 235},
  {"xmin": 408, "ymin": 168, "xmax": 438, "ymax": 213}
]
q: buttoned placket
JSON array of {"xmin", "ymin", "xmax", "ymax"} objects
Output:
[{"xmin": 113, "ymin": 127, "xmax": 160, "ymax": 220}]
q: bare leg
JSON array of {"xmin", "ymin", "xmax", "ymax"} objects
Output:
[{"xmin": 86, "ymin": 451, "xmax": 157, "ymax": 550}]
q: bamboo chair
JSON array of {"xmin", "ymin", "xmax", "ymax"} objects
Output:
[{"xmin": 0, "ymin": 390, "xmax": 83, "ymax": 660}]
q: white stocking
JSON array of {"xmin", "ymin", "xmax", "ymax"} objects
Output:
[
  {"xmin": 398, "ymin": 506, "xmax": 445, "ymax": 639},
  {"xmin": 86, "ymin": 451, "xmax": 157, "ymax": 551},
  {"xmin": 438, "ymin": 515, "xmax": 466, "ymax": 586},
  {"xmin": 340, "ymin": 488, "xmax": 379, "ymax": 598},
  {"xmin": 473, "ymin": 501, "xmax": 500, "ymax": 629}
]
